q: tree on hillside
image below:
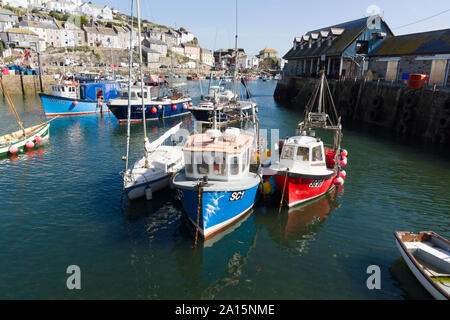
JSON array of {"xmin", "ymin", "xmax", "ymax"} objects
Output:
[{"xmin": 259, "ymin": 57, "xmax": 278, "ymax": 70}]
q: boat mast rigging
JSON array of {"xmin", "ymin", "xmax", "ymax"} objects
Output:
[
  {"xmin": 124, "ymin": 0, "xmax": 134, "ymax": 176},
  {"xmin": 136, "ymin": 0, "xmax": 150, "ymax": 168},
  {"xmin": 0, "ymin": 77, "xmax": 25, "ymax": 136},
  {"xmin": 232, "ymin": 0, "xmax": 238, "ymax": 103}
]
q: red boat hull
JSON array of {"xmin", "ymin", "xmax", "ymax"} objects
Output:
[{"xmin": 274, "ymin": 173, "xmax": 337, "ymax": 207}]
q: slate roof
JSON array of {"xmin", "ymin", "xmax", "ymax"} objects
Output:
[
  {"xmin": 371, "ymin": 28, "xmax": 450, "ymax": 56},
  {"xmin": 5, "ymin": 28, "xmax": 38, "ymax": 36},
  {"xmin": 283, "ymin": 16, "xmax": 390, "ymax": 59}
]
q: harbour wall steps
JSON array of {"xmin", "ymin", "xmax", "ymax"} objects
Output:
[{"xmin": 274, "ymin": 77, "xmax": 450, "ymax": 145}]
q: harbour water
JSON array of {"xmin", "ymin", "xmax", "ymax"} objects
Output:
[{"xmin": 0, "ymin": 80, "xmax": 449, "ymax": 299}]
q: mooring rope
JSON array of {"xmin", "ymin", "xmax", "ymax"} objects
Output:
[
  {"xmin": 194, "ymin": 181, "xmax": 203, "ymax": 248},
  {"xmin": 278, "ymin": 168, "xmax": 289, "ymax": 215}
]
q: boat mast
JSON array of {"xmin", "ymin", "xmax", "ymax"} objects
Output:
[
  {"xmin": 232, "ymin": 0, "xmax": 238, "ymax": 102},
  {"xmin": 318, "ymin": 71, "xmax": 324, "ymax": 113},
  {"xmin": 136, "ymin": 0, "xmax": 150, "ymax": 168},
  {"xmin": 124, "ymin": 0, "xmax": 134, "ymax": 174},
  {"xmin": 0, "ymin": 77, "xmax": 25, "ymax": 136}
]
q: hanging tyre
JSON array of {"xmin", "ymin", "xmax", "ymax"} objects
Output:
[
  {"xmin": 403, "ymin": 92, "xmax": 418, "ymax": 110},
  {"xmin": 438, "ymin": 115, "xmax": 450, "ymax": 130},
  {"xmin": 402, "ymin": 109, "xmax": 414, "ymax": 122},
  {"xmin": 372, "ymin": 95, "xmax": 384, "ymax": 109}
]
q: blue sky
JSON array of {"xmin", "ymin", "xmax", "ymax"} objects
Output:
[{"xmin": 93, "ymin": 0, "xmax": 450, "ymax": 56}]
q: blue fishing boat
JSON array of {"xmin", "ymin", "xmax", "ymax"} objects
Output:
[
  {"xmin": 172, "ymin": 126, "xmax": 261, "ymax": 239},
  {"xmin": 39, "ymin": 81, "xmax": 121, "ymax": 117},
  {"xmin": 107, "ymin": 85, "xmax": 192, "ymax": 123}
]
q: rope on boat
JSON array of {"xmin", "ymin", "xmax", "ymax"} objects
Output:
[
  {"xmin": 278, "ymin": 168, "xmax": 289, "ymax": 215},
  {"xmin": 194, "ymin": 181, "xmax": 203, "ymax": 248}
]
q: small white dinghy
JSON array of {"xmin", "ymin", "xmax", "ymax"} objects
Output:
[
  {"xmin": 124, "ymin": 123, "xmax": 184, "ymax": 200},
  {"xmin": 395, "ymin": 231, "xmax": 450, "ymax": 300}
]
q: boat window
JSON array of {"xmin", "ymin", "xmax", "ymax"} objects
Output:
[
  {"xmin": 61, "ymin": 86, "xmax": 65, "ymax": 92},
  {"xmin": 281, "ymin": 145, "xmax": 295, "ymax": 160},
  {"xmin": 196, "ymin": 152, "xmax": 209, "ymax": 175},
  {"xmin": 137, "ymin": 91, "xmax": 148, "ymax": 99},
  {"xmin": 185, "ymin": 152, "xmax": 193, "ymax": 174},
  {"xmin": 230, "ymin": 156, "xmax": 239, "ymax": 175},
  {"xmin": 296, "ymin": 147, "xmax": 309, "ymax": 161},
  {"xmin": 213, "ymin": 153, "xmax": 226, "ymax": 176},
  {"xmin": 242, "ymin": 150, "xmax": 247, "ymax": 171},
  {"xmin": 312, "ymin": 146, "xmax": 323, "ymax": 162}
]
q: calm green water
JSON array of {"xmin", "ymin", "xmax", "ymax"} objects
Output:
[{"xmin": 0, "ymin": 80, "xmax": 449, "ymax": 300}]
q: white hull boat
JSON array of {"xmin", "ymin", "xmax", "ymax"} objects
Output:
[
  {"xmin": 395, "ymin": 231, "xmax": 450, "ymax": 300},
  {"xmin": 124, "ymin": 123, "xmax": 184, "ymax": 200}
]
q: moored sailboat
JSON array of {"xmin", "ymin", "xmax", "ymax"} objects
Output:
[
  {"xmin": 0, "ymin": 77, "xmax": 55, "ymax": 157},
  {"xmin": 122, "ymin": 0, "xmax": 186, "ymax": 201}
]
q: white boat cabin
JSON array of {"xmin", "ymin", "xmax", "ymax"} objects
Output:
[
  {"xmin": 118, "ymin": 85, "xmax": 153, "ymax": 101},
  {"xmin": 51, "ymin": 83, "xmax": 78, "ymax": 99},
  {"xmin": 183, "ymin": 128, "xmax": 254, "ymax": 181},
  {"xmin": 279, "ymin": 135, "xmax": 330, "ymax": 175},
  {"xmin": 203, "ymin": 86, "xmax": 234, "ymax": 104}
]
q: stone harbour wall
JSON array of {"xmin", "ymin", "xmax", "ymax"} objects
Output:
[{"xmin": 274, "ymin": 77, "xmax": 450, "ymax": 145}]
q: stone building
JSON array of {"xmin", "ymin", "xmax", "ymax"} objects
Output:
[
  {"xmin": 18, "ymin": 19, "xmax": 61, "ymax": 48},
  {"xmin": 0, "ymin": 28, "xmax": 39, "ymax": 48},
  {"xmin": 142, "ymin": 38, "xmax": 167, "ymax": 57},
  {"xmin": 142, "ymin": 46, "xmax": 161, "ymax": 69},
  {"xmin": 283, "ymin": 15, "xmax": 393, "ymax": 79},
  {"xmin": 369, "ymin": 28, "xmax": 450, "ymax": 87}
]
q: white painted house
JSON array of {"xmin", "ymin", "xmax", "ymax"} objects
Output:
[
  {"xmin": 79, "ymin": 3, "xmax": 113, "ymax": 20},
  {"xmin": 45, "ymin": 0, "xmax": 82, "ymax": 14}
]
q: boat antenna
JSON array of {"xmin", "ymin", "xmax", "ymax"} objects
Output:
[
  {"xmin": 232, "ymin": 0, "xmax": 238, "ymax": 103},
  {"xmin": 136, "ymin": 0, "xmax": 150, "ymax": 168},
  {"xmin": 213, "ymin": 90, "xmax": 218, "ymax": 130},
  {"xmin": 0, "ymin": 77, "xmax": 25, "ymax": 136},
  {"xmin": 124, "ymin": 0, "xmax": 134, "ymax": 175}
]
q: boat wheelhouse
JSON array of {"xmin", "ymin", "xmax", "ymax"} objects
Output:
[
  {"xmin": 268, "ymin": 72, "xmax": 347, "ymax": 208},
  {"xmin": 108, "ymin": 85, "xmax": 192, "ymax": 122},
  {"xmin": 271, "ymin": 134, "xmax": 337, "ymax": 207},
  {"xmin": 39, "ymin": 81, "xmax": 121, "ymax": 116},
  {"xmin": 189, "ymin": 86, "xmax": 233, "ymax": 122},
  {"xmin": 172, "ymin": 127, "xmax": 261, "ymax": 239}
]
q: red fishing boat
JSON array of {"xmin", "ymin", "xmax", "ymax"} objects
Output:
[{"xmin": 269, "ymin": 72, "xmax": 348, "ymax": 207}]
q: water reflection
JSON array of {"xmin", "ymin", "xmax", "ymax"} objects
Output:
[
  {"xmin": 255, "ymin": 187, "xmax": 342, "ymax": 254},
  {"xmin": 173, "ymin": 211, "xmax": 259, "ymax": 299}
]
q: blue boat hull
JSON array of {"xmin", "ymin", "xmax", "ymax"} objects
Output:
[
  {"xmin": 108, "ymin": 99, "xmax": 192, "ymax": 122},
  {"xmin": 175, "ymin": 179, "xmax": 260, "ymax": 238},
  {"xmin": 39, "ymin": 93, "xmax": 107, "ymax": 116}
]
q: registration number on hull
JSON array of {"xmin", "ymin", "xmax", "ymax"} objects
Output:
[
  {"xmin": 309, "ymin": 180, "xmax": 323, "ymax": 187},
  {"xmin": 229, "ymin": 191, "xmax": 245, "ymax": 201}
]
